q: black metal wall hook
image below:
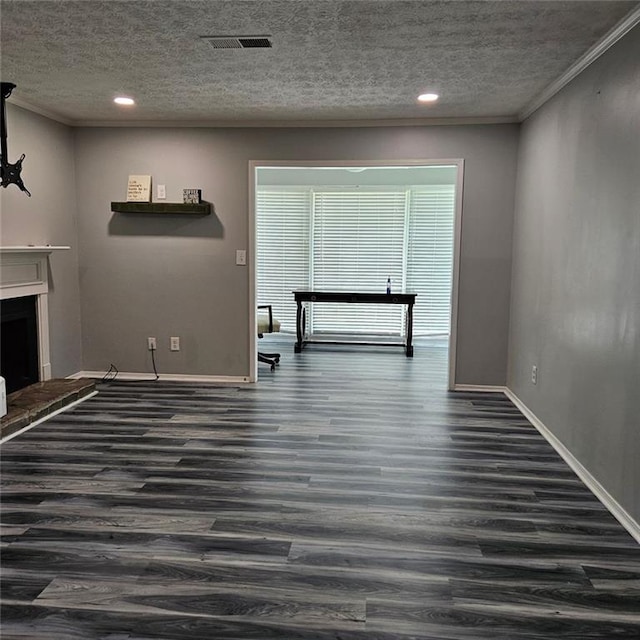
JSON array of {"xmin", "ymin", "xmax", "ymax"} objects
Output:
[{"xmin": 1, "ymin": 82, "xmax": 31, "ymax": 197}]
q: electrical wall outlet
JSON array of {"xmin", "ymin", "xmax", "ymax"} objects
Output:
[
  {"xmin": 147, "ymin": 337, "xmax": 157, "ymax": 351},
  {"xmin": 157, "ymin": 184, "xmax": 166, "ymax": 200},
  {"xmin": 235, "ymin": 249, "xmax": 247, "ymax": 266},
  {"xmin": 531, "ymin": 365, "xmax": 538, "ymax": 385},
  {"xmin": 170, "ymin": 336, "xmax": 180, "ymax": 351}
]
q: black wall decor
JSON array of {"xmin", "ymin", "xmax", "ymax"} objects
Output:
[{"xmin": 1, "ymin": 82, "xmax": 31, "ymax": 196}]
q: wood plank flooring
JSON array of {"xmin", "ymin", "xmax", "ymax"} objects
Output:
[{"xmin": 2, "ymin": 337, "xmax": 639, "ymax": 639}]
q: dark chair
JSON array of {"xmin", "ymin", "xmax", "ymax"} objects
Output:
[{"xmin": 258, "ymin": 304, "xmax": 281, "ymax": 370}]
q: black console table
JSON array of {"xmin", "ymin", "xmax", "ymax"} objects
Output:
[{"xmin": 293, "ymin": 290, "xmax": 417, "ymax": 357}]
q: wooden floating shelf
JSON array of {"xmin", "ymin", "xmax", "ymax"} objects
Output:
[{"xmin": 111, "ymin": 201, "xmax": 211, "ymax": 215}]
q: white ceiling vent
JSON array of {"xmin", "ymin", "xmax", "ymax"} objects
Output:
[{"xmin": 200, "ymin": 35, "xmax": 272, "ymax": 49}]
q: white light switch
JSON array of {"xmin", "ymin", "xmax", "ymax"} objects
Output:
[
  {"xmin": 157, "ymin": 184, "xmax": 166, "ymax": 200},
  {"xmin": 235, "ymin": 249, "xmax": 247, "ymax": 266}
]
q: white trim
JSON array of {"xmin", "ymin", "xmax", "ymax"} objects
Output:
[
  {"xmin": 504, "ymin": 388, "xmax": 640, "ymax": 545},
  {"xmin": 0, "ymin": 246, "xmax": 70, "ymax": 253},
  {"xmin": 0, "ymin": 391, "xmax": 98, "ymax": 445},
  {"xmin": 7, "ymin": 86, "xmax": 516, "ymax": 129},
  {"xmin": 72, "ymin": 116, "xmax": 519, "ymax": 129},
  {"xmin": 7, "ymin": 97, "xmax": 74, "ymax": 126},
  {"xmin": 453, "ymin": 384, "xmax": 507, "ymax": 393},
  {"xmin": 250, "ymin": 159, "xmax": 464, "ymax": 169},
  {"xmin": 519, "ymin": 6, "xmax": 640, "ymax": 121},
  {"xmin": 36, "ymin": 294, "xmax": 51, "ymax": 381},
  {"xmin": 448, "ymin": 160, "xmax": 465, "ymax": 390},
  {"xmin": 248, "ymin": 162, "xmax": 258, "ymax": 382},
  {"xmin": 251, "ymin": 159, "xmax": 464, "ymax": 391},
  {"xmin": 0, "ymin": 247, "xmax": 70, "ymax": 300},
  {"xmin": 452, "ymin": 382, "xmax": 640, "ymax": 543},
  {"xmin": 72, "ymin": 371, "xmax": 251, "ymax": 384},
  {"xmin": 0, "ymin": 246, "xmax": 70, "ymax": 383}
]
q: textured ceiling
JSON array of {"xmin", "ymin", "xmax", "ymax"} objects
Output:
[{"xmin": 1, "ymin": 0, "xmax": 638, "ymax": 124}]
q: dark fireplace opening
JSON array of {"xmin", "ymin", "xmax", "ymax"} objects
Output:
[{"xmin": 1, "ymin": 295, "xmax": 39, "ymax": 394}]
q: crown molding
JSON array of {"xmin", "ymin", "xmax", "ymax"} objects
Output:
[
  {"xmin": 3, "ymin": 98, "xmax": 520, "ymax": 128},
  {"xmin": 7, "ymin": 96, "xmax": 75, "ymax": 126},
  {"xmin": 74, "ymin": 115, "xmax": 518, "ymax": 128},
  {"xmin": 8, "ymin": 96, "xmax": 518, "ymax": 129},
  {"xmin": 519, "ymin": 6, "xmax": 640, "ymax": 121}
]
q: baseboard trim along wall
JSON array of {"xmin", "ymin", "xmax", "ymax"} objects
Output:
[
  {"xmin": 72, "ymin": 371, "xmax": 251, "ymax": 384},
  {"xmin": 452, "ymin": 383, "xmax": 640, "ymax": 544},
  {"xmin": 0, "ymin": 391, "xmax": 98, "ymax": 445},
  {"xmin": 452, "ymin": 384, "xmax": 508, "ymax": 393},
  {"xmin": 504, "ymin": 388, "xmax": 640, "ymax": 545}
]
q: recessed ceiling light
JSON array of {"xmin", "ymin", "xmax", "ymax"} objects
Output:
[
  {"xmin": 418, "ymin": 93, "xmax": 439, "ymax": 103},
  {"xmin": 114, "ymin": 96, "xmax": 135, "ymax": 106}
]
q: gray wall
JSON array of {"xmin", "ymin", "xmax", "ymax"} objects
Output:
[
  {"xmin": 0, "ymin": 104, "xmax": 83, "ymax": 377},
  {"xmin": 508, "ymin": 27, "xmax": 640, "ymax": 520},
  {"xmin": 74, "ymin": 124, "xmax": 518, "ymax": 382}
]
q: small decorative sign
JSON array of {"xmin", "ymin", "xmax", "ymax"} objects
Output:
[
  {"xmin": 183, "ymin": 188, "xmax": 202, "ymax": 204},
  {"xmin": 127, "ymin": 175, "xmax": 151, "ymax": 202}
]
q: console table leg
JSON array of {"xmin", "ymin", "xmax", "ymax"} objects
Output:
[
  {"xmin": 294, "ymin": 301, "xmax": 304, "ymax": 352},
  {"xmin": 406, "ymin": 302, "xmax": 414, "ymax": 357}
]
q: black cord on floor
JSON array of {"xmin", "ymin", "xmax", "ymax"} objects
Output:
[
  {"xmin": 101, "ymin": 363, "xmax": 119, "ymax": 382},
  {"xmin": 150, "ymin": 348, "xmax": 159, "ymax": 381}
]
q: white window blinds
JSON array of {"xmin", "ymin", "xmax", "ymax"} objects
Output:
[
  {"xmin": 256, "ymin": 189, "xmax": 310, "ymax": 332},
  {"xmin": 256, "ymin": 182, "xmax": 456, "ymax": 337},
  {"xmin": 311, "ymin": 191, "xmax": 406, "ymax": 335},
  {"xmin": 406, "ymin": 186, "xmax": 456, "ymax": 335}
]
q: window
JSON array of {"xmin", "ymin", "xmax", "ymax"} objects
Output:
[
  {"xmin": 312, "ymin": 191, "xmax": 406, "ymax": 334},
  {"xmin": 256, "ymin": 179, "xmax": 456, "ymax": 337},
  {"xmin": 256, "ymin": 189, "xmax": 310, "ymax": 331},
  {"xmin": 407, "ymin": 186, "xmax": 456, "ymax": 334}
]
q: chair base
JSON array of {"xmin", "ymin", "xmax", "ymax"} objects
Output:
[{"xmin": 258, "ymin": 351, "xmax": 280, "ymax": 371}]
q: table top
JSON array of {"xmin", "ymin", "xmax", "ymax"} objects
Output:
[{"xmin": 293, "ymin": 290, "xmax": 417, "ymax": 303}]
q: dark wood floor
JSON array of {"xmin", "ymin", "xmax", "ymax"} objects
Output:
[{"xmin": 2, "ymin": 337, "xmax": 639, "ymax": 639}]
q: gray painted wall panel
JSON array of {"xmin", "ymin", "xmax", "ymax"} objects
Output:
[
  {"xmin": 0, "ymin": 105, "xmax": 83, "ymax": 377},
  {"xmin": 74, "ymin": 124, "xmax": 518, "ymax": 382},
  {"xmin": 509, "ymin": 27, "xmax": 640, "ymax": 521}
]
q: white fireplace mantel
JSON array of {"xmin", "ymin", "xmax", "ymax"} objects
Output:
[
  {"xmin": 1, "ymin": 245, "xmax": 70, "ymax": 381},
  {"xmin": 0, "ymin": 245, "xmax": 71, "ymax": 254}
]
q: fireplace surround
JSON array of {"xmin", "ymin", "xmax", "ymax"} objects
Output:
[{"xmin": 0, "ymin": 246, "xmax": 70, "ymax": 388}]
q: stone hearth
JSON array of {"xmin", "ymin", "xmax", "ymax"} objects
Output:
[{"xmin": 0, "ymin": 378, "xmax": 96, "ymax": 440}]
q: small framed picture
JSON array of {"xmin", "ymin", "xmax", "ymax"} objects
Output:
[
  {"xmin": 183, "ymin": 188, "xmax": 202, "ymax": 204},
  {"xmin": 127, "ymin": 175, "xmax": 151, "ymax": 202}
]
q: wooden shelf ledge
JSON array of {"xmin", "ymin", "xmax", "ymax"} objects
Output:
[{"xmin": 111, "ymin": 201, "xmax": 211, "ymax": 215}]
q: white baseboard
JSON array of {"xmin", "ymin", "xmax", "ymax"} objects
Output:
[
  {"xmin": 504, "ymin": 388, "xmax": 640, "ymax": 545},
  {"xmin": 452, "ymin": 384, "xmax": 508, "ymax": 393},
  {"xmin": 0, "ymin": 391, "xmax": 98, "ymax": 444},
  {"xmin": 71, "ymin": 371, "xmax": 251, "ymax": 384}
]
